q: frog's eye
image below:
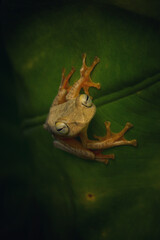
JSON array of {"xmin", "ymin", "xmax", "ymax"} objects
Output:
[
  {"xmin": 55, "ymin": 122, "xmax": 69, "ymax": 135},
  {"xmin": 80, "ymin": 94, "xmax": 92, "ymax": 107}
]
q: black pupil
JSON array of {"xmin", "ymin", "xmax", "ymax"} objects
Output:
[
  {"xmin": 86, "ymin": 95, "xmax": 89, "ymax": 101},
  {"xmin": 57, "ymin": 127, "xmax": 64, "ymax": 131}
]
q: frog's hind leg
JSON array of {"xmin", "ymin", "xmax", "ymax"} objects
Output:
[
  {"xmin": 53, "ymin": 138, "xmax": 114, "ymax": 165},
  {"xmin": 92, "ymin": 149, "xmax": 115, "ymax": 164},
  {"xmin": 79, "ymin": 122, "xmax": 137, "ymax": 163},
  {"xmin": 52, "ymin": 67, "xmax": 75, "ymax": 105},
  {"xmin": 66, "ymin": 54, "xmax": 101, "ymax": 100}
]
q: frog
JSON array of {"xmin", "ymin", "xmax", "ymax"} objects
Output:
[{"xmin": 44, "ymin": 54, "xmax": 137, "ymax": 164}]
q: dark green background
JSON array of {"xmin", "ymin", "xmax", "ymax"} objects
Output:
[{"xmin": 1, "ymin": 0, "xmax": 160, "ymax": 239}]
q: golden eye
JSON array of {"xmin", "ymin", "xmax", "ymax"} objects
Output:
[
  {"xmin": 55, "ymin": 122, "xmax": 69, "ymax": 135},
  {"xmin": 79, "ymin": 94, "xmax": 92, "ymax": 107}
]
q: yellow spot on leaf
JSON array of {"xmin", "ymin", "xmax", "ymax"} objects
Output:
[{"xmin": 86, "ymin": 192, "xmax": 95, "ymax": 201}]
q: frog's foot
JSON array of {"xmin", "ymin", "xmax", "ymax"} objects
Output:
[
  {"xmin": 92, "ymin": 150, "xmax": 115, "ymax": 164},
  {"xmin": 80, "ymin": 53, "xmax": 101, "ymax": 96},
  {"xmin": 93, "ymin": 121, "xmax": 113, "ymax": 140},
  {"xmin": 80, "ymin": 121, "xmax": 137, "ymax": 150},
  {"xmin": 60, "ymin": 67, "xmax": 75, "ymax": 92},
  {"xmin": 66, "ymin": 54, "xmax": 101, "ymax": 100},
  {"xmin": 92, "ymin": 121, "xmax": 137, "ymax": 149}
]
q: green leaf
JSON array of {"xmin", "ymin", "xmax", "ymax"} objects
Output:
[{"xmin": 2, "ymin": 1, "xmax": 160, "ymax": 239}]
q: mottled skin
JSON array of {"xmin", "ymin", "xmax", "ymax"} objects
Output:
[{"xmin": 44, "ymin": 54, "xmax": 137, "ymax": 164}]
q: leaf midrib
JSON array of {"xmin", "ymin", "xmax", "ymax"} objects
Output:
[{"xmin": 21, "ymin": 72, "xmax": 160, "ymax": 131}]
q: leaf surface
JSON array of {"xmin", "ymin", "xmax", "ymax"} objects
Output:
[{"xmin": 2, "ymin": 1, "xmax": 160, "ymax": 239}]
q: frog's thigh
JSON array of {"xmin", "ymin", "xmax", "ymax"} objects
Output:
[{"xmin": 53, "ymin": 139, "xmax": 95, "ymax": 160}]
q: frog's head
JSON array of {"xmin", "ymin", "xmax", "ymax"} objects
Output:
[{"xmin": 46, "ymin": 94, "xmax": 96, "ymax": 138}]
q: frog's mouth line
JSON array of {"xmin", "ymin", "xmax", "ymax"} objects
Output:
[{"xmin": 21, "ymin": 72, "xmax": 160, "ymax": 131}]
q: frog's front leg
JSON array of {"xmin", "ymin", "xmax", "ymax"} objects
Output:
[
  {"xmin": 80, "ymin": 122, "xmax": 137, "ymax": 151},
  {"xmin": 52, "ymin": 67, "xmax": 75, "ymax": 106},
  {"xmin": 53, "ymin": 138, "xmax": 114, "ymax": 164},
  {"xmin": 66, "ymin": 53, "xmax": 101, "ymax": 100}
]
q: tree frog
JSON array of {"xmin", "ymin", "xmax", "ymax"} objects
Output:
[{"xmin": 44, "ymin": 54, "xmax": 137, "ymax": 164}]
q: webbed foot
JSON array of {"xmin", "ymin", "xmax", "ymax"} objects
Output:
[
  {"xmin": 92, "ymin": 121, "xmax": 137, "ymax": 149},
  {"xmin": 80, "ymin": 53, "xmax": 101, "ymax": 96}
]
